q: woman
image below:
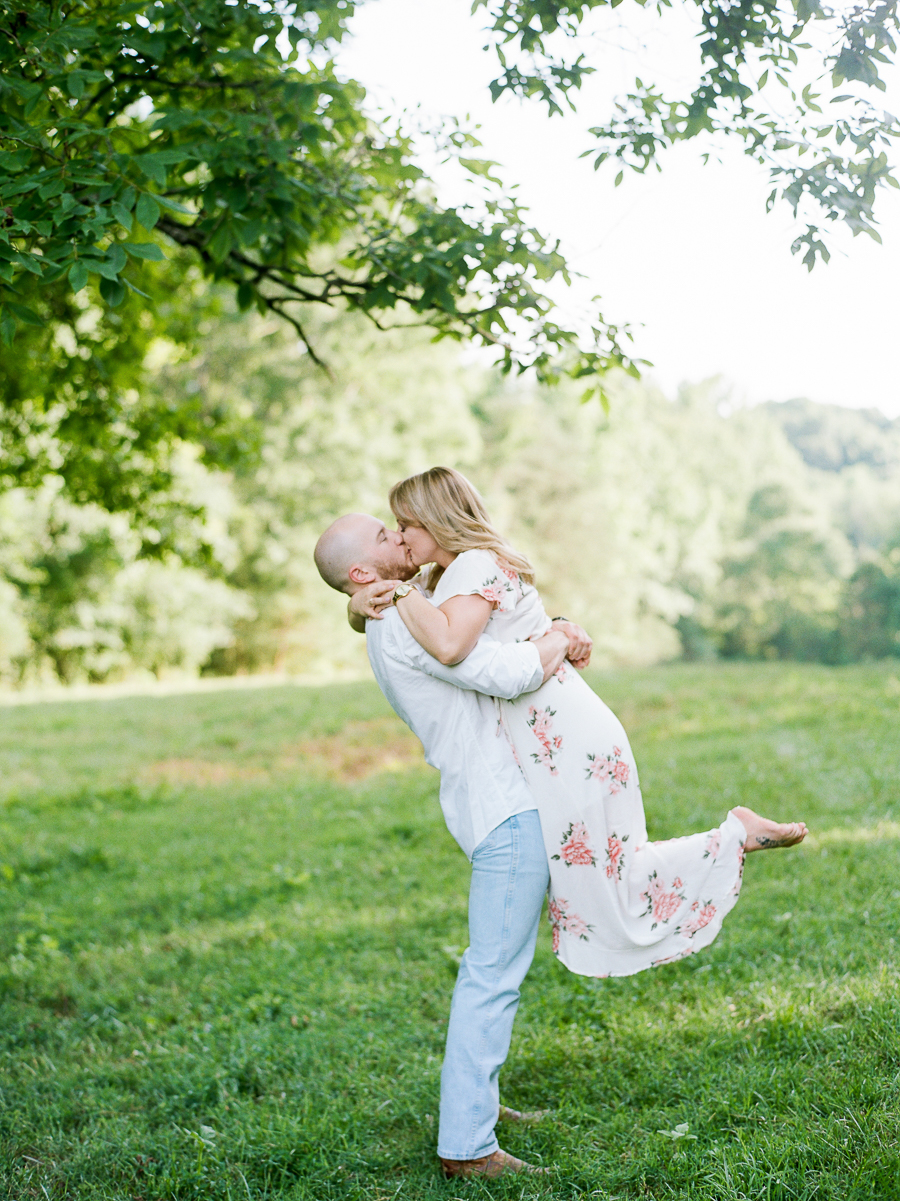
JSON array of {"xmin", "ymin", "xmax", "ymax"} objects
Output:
[{"xmin": 351, "ymin": 467, "xmax": 806, "ymax": 978}]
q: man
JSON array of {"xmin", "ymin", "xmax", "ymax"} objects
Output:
[{"xmin": 314, "ymin": 513, "xmax": 580, "ymax": 1179}]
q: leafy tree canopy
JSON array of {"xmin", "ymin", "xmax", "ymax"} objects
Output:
[
  {"xmin": 1, "ymin": 0, "xmax": 897, "ymax": 518},
  {"xmin": 0, "ymin": 0, "xmax": 630, "ymax": 366},
  {"xmin": 477, "ymin": 0, "xmax": 899, "ymax": 267}
]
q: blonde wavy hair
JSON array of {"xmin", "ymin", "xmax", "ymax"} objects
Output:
[{"xmin": 389, "ymin": 466, "xmax": 535, "ymax": 591}]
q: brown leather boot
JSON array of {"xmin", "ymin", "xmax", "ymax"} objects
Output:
[
  {"xmin": 498, "ymin": 1104, "xmax": 550, "ymax": 1125},
  {"xmin": 439, "ymin": 1148, "xmax": 550, "ymax": 1179}
]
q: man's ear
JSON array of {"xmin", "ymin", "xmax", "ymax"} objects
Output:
[{"xmin": 348, "ymin": 564, "xmax": 377, "ymax": 586}]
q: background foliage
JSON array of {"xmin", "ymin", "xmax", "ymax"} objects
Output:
[{"xmin": 1, "ymin": 293, "xmax": 899, "ymax": 687}]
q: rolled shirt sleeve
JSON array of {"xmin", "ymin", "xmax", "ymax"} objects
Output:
[{"xmin": 405, "ymin": 634, "xmax": 543, "ymax": 699}]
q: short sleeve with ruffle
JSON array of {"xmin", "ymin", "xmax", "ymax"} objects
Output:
[{"xmin": 431, "ymin": 549, "xmax": 522, "ymax": 612}]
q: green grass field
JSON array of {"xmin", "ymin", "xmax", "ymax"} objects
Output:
[{"xmin": 2, "ymin": 663, "xmax": 899, "ymax": 1200}]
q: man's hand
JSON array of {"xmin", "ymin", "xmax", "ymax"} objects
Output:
[
  {"xmin": 348, "ymin": 579, "xmax": 400, "ymax": 632},
  {"xmin": 533, "ymin": 628, "xmax": 570, "ymax": 684},
  {"xmin": 551, "ymin": 619, "xmax": 592, "ymax": 670}
]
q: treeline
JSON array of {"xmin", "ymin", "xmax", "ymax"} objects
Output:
[{"xmin": 1, "ymin": 298, "xmax": 899, "ymax": 686}]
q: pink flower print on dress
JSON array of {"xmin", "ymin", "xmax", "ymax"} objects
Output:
[
  {"xmin": 552, "ymin": 821, "xmax": 597, "ymax": 867},
  {"xmin": 639, "ymin": 871, "xmax": 687, "ymax": 929},
  {"xmin": 585, "ymin": 747, "xmax": 630, "ymax": 794},
  {"xmin": 604, "ymin": 832, "xmax": 628, "ymax": 880},
  {"xmin": 546, "ymin": 895, "xmax": 593, "ymax": 952},
  {"xmin": 527, "ymin": 705, "xmax": 562, "ymax": 774},
  {"xmin": 730, "ymin": 845, "xmax": 746, "ymax": 896},
  {"xmin": 704, "ymin": 829, "xmax": 721, "ymax": 860},
  {"xmin": 478, "ymin": 581, "xmax": 506, "ymax": 605},
  {"xmin": 553, "ymin": 664, "xmax": 567, "ymax": 684},
  {"xmin": 586, "ymin": 756, "xmax": 612, "ymax": 783},
  {"xmin": 565, "ymin": 914, "xmax": 589, "ymax": 939},
  {"xmin": 678, "ymin": 901, "xmax": 717, "ymax": 938},
  {"xmin": 498, "ymin": 563, "xmax": 522, "ymax": 595}
]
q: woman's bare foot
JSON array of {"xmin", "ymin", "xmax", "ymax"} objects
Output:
[{"xmin": 731, "ymin": 806, "xmax": 808, "ymax": 853}]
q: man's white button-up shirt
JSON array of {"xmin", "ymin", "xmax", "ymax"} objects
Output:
[{"xmin": 365, "ymin": 609, "xmax": 542, "ymax": 859}]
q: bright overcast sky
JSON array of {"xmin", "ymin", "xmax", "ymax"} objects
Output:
[{"xmin": 337, "ymin": 0, "xmax": 900, "ymax": 416}]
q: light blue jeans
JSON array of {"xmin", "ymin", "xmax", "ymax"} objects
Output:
[{"xmin": 437, "ymin": 810, "xmax": 549, "ymax": 1161}]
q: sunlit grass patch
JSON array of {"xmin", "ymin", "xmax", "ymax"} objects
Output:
[
  {"xmin": 142, "ymin": 759, "xmax": 271, "ymax": 787},
  {"xmin": 285, "ymin": 717, "xmax": 428, "ymax": 782}
]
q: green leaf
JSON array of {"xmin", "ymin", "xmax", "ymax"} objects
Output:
[
  {"xmin": 0, "ymin": 309, "xmax": 14, "ymax": 346},
  {"xmin": 99, "ymin": 276, "xmax": 126, "ymax": 307},
  {"xmin": 38, "ymin": 179, "xmax": 66, "ymax": 200},
  {"xmin": 136, "ymin": 155, "xmax": 168, "ymax": 187},
  {"xmin": 237, "ymin": 282, "xmax": 254, "ymax": 310},
  {"xmin": 123, "ymin": 241, "xmax": 166, "ymax": 261},
  {"xmin": 209, "ymin": 224, "xmax": 235, "ymax": 263},
  {"xmin": 136, "ymin": 194, "xmax": 161, "ymax": 232},
  {"xmin": 106, "ymin": 244, "xmax": 127, "ymax": 273},
  {"xmin": 13, "ymin": 253, "xmax": 43, "ymax": 277},
  {"xmin": 67, "ymin": 72, "xmax": 86, "ymax": 100},
  {"xmin": 237, "ymin": 218, "xmax": 262, "ymax": 247},
  {"xmin": 111, "ymin": 202, "xmax": 133, "ymax": 232},
  {"xmin": 122, "ymin": 276, "xmax": 151, "ymax": 299},
  {"xmin": 68, "ymin": 261, "xmax": 89, "ymax": 292},
  {"xmin": 84, "ymin": 258, "xmax": 121, "ymax": 281},
  {"xmin": 0, "ymin": 150, "xmax": 31, "ymax": 172},
  {"xmin": 5, "ymin": 301, "xmax": 43, "ymax": 327},
  {"xmin": 459, "ymin": 157, "xmax": 504, "ymax": 185},
  {"xmin": 156, "ymin": 195, "xmax": 194, "ymax": 216}
]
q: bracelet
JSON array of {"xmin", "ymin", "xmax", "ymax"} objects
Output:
[{"xmin": 551, "ymin": 616, "xmax": 569, "ymax": 624}]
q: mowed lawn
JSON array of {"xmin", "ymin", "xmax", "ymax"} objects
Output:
[{"xmin": 1, "ymin": 663, "xmax": 899, "ymax": 1200}]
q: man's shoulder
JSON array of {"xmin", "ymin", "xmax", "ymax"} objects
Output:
[{"xmin": 366, "ymin": 608, "xmax": 406, "ymax": 658}]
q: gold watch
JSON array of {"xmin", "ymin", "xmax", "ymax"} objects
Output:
[{"xmin": 393, "ymin": 582, "xmax": 413, "ymax": 603}]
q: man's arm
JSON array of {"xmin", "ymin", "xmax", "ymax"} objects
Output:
[
  {"xmin": 400, "ymin": 624, "xmax": 569, "ymax": 699},
  {"xmin": 348, "ymin": 603, "xmax": 366, "ymax": 634}
]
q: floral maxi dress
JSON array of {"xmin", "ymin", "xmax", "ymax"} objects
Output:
[{"xmin": 431, "ymin": 550, "xmax": 747, "ymax": 978}]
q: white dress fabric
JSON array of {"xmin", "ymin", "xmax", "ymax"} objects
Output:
[{"xmin": 431, "ymin": 550, "xmax": 746, "ymax": 978}]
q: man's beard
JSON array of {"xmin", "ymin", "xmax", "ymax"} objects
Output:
[{"xmin": 377, "ymin": 551, "xmax": 417, "ymax": 582}]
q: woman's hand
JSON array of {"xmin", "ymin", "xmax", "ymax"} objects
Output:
[
  {"xmin": 348, "ymin": 579, "xmax": 401, "ymax": 631},
  {"xmin": 552, "ymin": 619, "xmax": 592, "ymax": 669}
]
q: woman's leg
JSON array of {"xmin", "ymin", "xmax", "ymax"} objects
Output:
[
  {"xmin": 500, "ymin": 669, "xmax": 805, "ymax": 978},
  {"xmin": 437, "ymin": 810, "xmax": 549, "ymax": 1161},
  {"xmin": 730, "ymin": 806, "xmax": 807, "ymax": 850}
]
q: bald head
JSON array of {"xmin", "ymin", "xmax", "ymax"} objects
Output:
[
  {"xmin": 314, "ymin": 514, "xmax": 375, "ymax": 593},
  {"xmin": 314, "ymin": 513, "xmax": 414, "ymax": 594}
]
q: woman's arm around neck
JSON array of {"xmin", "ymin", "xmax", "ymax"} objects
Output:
[{"xmin": 394, "ymin": 588, "xmax": 493, "ymax": 665}]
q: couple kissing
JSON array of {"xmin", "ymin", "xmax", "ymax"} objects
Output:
[{"xmin": 314, "ymin": 465, "xmax": 807, "ymax": 1180}]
